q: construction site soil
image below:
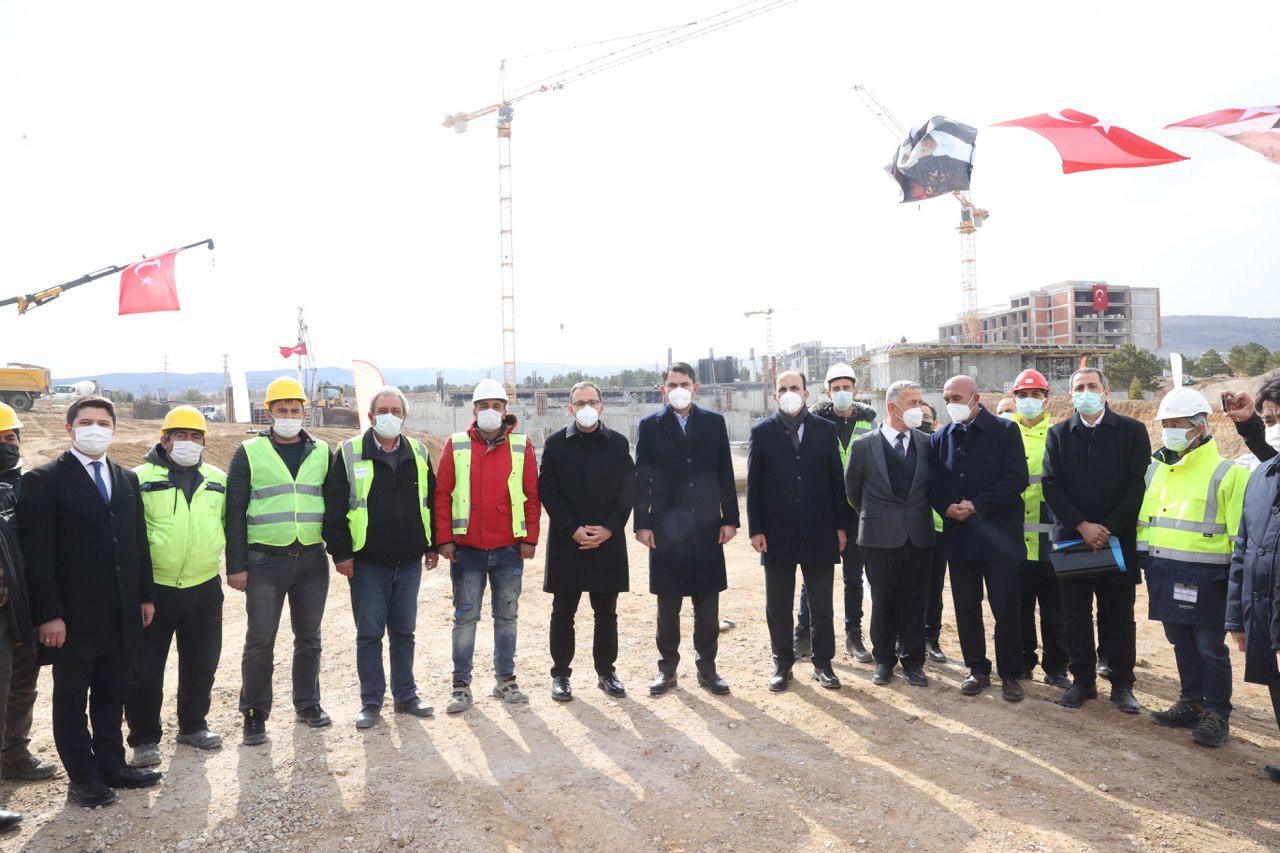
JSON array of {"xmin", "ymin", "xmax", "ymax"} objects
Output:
[{"xmin": 3, "ymin": 404, "xmax": 1279, "ymax": 851}]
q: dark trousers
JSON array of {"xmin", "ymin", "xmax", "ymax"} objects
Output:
[
  {"xmin": 549, "ymin": 591, "xmax": 619, "ymax": 678},
  {"xmin": 925, "ymin": 542, "xmax": 947, "ymax": 642},
  {"xmin": 239, "ymin": 548, "xmax": 329, "ymax": 717},
  {"xmin": 350, "ymin": 562, "xmax": 422, "ymax": 706},
  {"xmin": 949, "ymin": 557, "xmax": 1023, "ymax": 680},
  {"xmin": 1018, "ymin": 559, "xmax": 1069, "ymax": 676},
  {"xmin": 656, "ymin": 593, "xmax": 719, "ymax": 676},
  {"xmin": 1163, "ymin": 621, "xmax": 1232, "ymax": 718},
  {"xmin": 2, "ymin": 624, "xmax": 39, "ymax": 772},
  {"xmin": 1062, "ymin": 578, "xmax": 1136, "ymax": 688},
  {"xmin": 766, "ymin": 563, "xmax": 834, "ymax": 667},
  {"xmin": 797, "ymin": 541, "xmax": 864, "ymax": 633},
  {"xmin": 865, "ymin": 545, "xmax": 931, "ymax": 670},
  {"xmin": 1270, "ymin": 682, "xmax": 1280, "ymax": 733},
  {"xmin": 52, "ymin": 652, "xmax": 132, "ymax": 785},
  {"xmin": 126, "ymin": 576, "xmax": 223, "ymax": 746}
]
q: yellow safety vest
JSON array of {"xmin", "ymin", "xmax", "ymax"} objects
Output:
[
  {"xmin": 243, "ymin": 435, "xmax": 329, "ymax": 547},
  {"xmin": 340, "ymin": 435, "xmax": 434, "ymax": 552},
  {"xmin": 135, "ymin": 460, "xmax": 227, "ymax": 588},
  {"xmin": 1014, "ymin": 413, "xmax": 1053, "ymax": 560},
  {"xmin": 1136, "ymin": 438, "xmax": 1246, "ymax": 565},
  {"xmin": 836, "ymin": 415, "xmax": 876, "ymax": 471},
  {"xmin": 449, "ymin": 431, "xmax": 528, "ymax": 539}
]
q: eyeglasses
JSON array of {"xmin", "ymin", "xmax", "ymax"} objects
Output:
[{"xmin": 570, "ymin": 400, "xmax": 602, "ymax": 409}]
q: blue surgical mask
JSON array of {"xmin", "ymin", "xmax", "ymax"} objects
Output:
[
  {"xmin": 1072, "ymin": 391, "xmax": 1104, "ymax": 416},
  {"xmin": 1015, "ymin": 397, "xmax": 1044, "ymax": 419},
  {"xmin": 830, "ymin": 390, "xmax": 855, "ymax": 410}
]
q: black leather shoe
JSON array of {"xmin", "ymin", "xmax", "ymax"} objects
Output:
[
  {"xmin": 551, "ymin": 676, "xmax": 573, "ymax": 702},
  {"xmin": 812, "ymin": 664, "xmax": 841, "ymax": 690},
  {"xmin": 1264, "ymin": 765, "xmax": 1280, "ymax": 783},
  {"xmin": 1043, "ymin": 672, "xmax": 1072, "ymax": 690},
  {"xmin": 103, "ymin": 766, "xmax": 162, "ymax": 790},
  {"xmin": 1110, "ymin": 686, "xmax": 1140, "ymax": 714},
  {"xmin": 768, "ymin": 663, "xmax": 793, "ymax": 693},
  {"xmin": 870, "ymin": 663, "xmax": 893, "ymax": 686},
  {"xmin": 295, "ymin": 705, "xmax": 332, "ymax": 727},
  {"xmin": 67, "ymin": 779, "xmax": 118, "ymax": 808},
  {"xmin": 696, "ymin": 671, "xmax": 730, "ymax": 695},
  {"xmin": 925, "ymin": 639, "xmax": 947, "ymax": 663},
  {"xmin": 1001, "ymin": 679, "xmax": 1024, "ymax": 702},
  {"xmin": 393, "ymin": 697, "xmax": 434, "ymax": 717},
  {"xmin": 597, "ymin": 672, "xmax": 626, "ymax": 698},
  {"xmin": 1058, "ymin": 682, "xmax": 1098, "ymax": 708},
  {"xmin": 242, "ymin": 708, "xmax": 267, "ymax": 745},
  {"xmin": 1096, "ymin": 657, "xmax": 1113, "ymax": 680},
  {"xmin": 354, "ymin": 705, "xmax": 380, "ymax": 729},
  {"xmin": 904, "ymin": 668, "xmax": 928, "ymax": 687},
  {"xmin": 959, "ymin": 672, "xmax": 991, "ymax": 696},
  {"xmin": 649, "ymin": 672, "xmax": 677, "ymax": 696},
  {"xmin": 0, "ymin": 810, "xmax": 23, "ymax": 832}
]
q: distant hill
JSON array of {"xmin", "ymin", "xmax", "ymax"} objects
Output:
[{"xmin": 1161, "ymin": 316, "xmax": 1280, "ymax": 357}]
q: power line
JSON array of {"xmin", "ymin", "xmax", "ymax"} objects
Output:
[{"xmin": 504, "ymin": 23, "xmax": 695, "ymax": 62}]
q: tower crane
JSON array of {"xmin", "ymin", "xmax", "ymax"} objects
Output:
[
  {"xmin": 443, "ymin": 0, "xmax": 801, "ymax": 395},
  {"xmin": 852, "ymin": 83, "xmax": 989, "ymax": 344}
]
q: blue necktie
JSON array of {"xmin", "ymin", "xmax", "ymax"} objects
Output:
[{"xmin": 90, "ymin": 460, "xmax": 110, "ymax": 503}]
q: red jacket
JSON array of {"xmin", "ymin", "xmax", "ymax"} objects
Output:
[{"xmin": 435, "ymin": 417, "xmax": 540, "ymax": 550}]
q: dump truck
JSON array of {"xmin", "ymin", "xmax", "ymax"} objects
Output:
[{"xmin": 0, "ymin": 363, "xmax": 52, "ymax": 411}]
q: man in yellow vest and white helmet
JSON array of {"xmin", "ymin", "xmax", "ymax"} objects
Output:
[
  {"xmin": 225, "ymin": 376, "xmax": 331, "ymax": 745},
  {"xmin": 1139, "ymin": 386, "xmax": 1247, "ymax": 748},
  {"xmin": 434, "ymin": 378, "xmax": 540, "ymax": 714},
  {"xmin": 125, "ymin": 406, "xmax": 227, "ymax": 768}
]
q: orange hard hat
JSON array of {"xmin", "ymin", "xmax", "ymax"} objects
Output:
[{"xmin": 1013, "ymin": 369, "xmax": 1050, "ymax": 391}]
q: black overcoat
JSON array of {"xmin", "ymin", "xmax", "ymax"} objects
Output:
[{"xmin": 1226, "ymin": 456, "xmax": 1280, "ymax": 686}]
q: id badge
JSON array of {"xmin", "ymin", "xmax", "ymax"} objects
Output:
[
  {"xmin": 353, "ymin": 463, "xmax": 370, "ymax": 480},
  {"xmin": 1173, "ymin": 582, "xmax": 1198, "ymax": 605}
]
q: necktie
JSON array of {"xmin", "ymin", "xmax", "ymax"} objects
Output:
[
  {"xmin": 895, "ymin": 431, "xmax": 908, "ymax": 459},
  {"xmin": 90, "ymin": 460, "xmax": 110, "ymax": 503}
]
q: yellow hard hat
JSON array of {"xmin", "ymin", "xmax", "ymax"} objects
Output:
[
  {"xmin": 161, "ymin": 405, "xmax": 207, "ymax": 435},
  {"xmin": 264, "ymin": 376, "xmax": 307, "ymax": 406},
  {"xmin": 0, "ymin": 402, "xmax": 21, "ymax": 432}
]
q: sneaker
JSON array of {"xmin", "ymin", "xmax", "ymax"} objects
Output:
[
  {"xmin": 176, "ymin": 730, "xmax": 223, "ymax": 750},
  {"xmin": 1149, "ymin": 700, "xmax": 1203, "ymax": 728},
  {"xmin": 446, "ymin": 683, "xmax": 473, "ymax": 714},
  {"xmin": 130, "ymin": 743, "xmax": 161, "ymax": 768},
  {"xmin": 1190, "ymin": 710, "xmax": 1229, "ymax": 747},
  {"xmin": 793, "ymin": 629, "xmax": 812, "ymax": 660},
  {"xmin": 295, "ymin": 705, "xmax": 332, "ymax": 728},
  {"xmin": 492, "ymin": 677, "xmax": 530, "ymax": 704},
  {"xmin": 242, "ymin": 709, "xmax": 267, "ymax": 746}
]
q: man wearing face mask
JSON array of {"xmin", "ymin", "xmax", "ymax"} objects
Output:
[
  {"xmin": 1008, "ymin": 370, "xmax": 1070, "ymax": 690},
  {"xmin": 539, "ymin": 382, "xmax": 635, "ymax": 701},
  {"xmin": 323, "ymin": 386, "xmax": 437, "ymax": 728},
  {"xmin": 225, "ymin": 376, "xmax": 332, "ymax": 745},
  {"xmin": 796, "ymin": 363, "xmax": 877, "ymax": 664},
  {"xmin": 19, "ymin": 396, "xmax": 159, "ymax": 807},
  {"xmin": 919, "ymin": 404, "xmax": 949, "ymax": 662},
  {"xmin": 928, "ymin": 375, "xmax": 1028, "ymax": 701},
  {"xmin": 1138, "ymin": 388, "xmax": 1247, "ymax": 747},
  {"xmin": 435, "ymin": 379, "xmax": 541, "ymax": 713},
  {"xmin": 635, "ymin": 363, "xmax": 739, "ymax": 696},
  {"xmin": 125, "ymin": 407, "xmax": 228, "ymax": 768},
  {"xmin": 747, "ymin": 371, "xmax": 848, "ymax": 691},
  {"xmin": 1041, "ymin": 368, "xmax": 1151, "ymax": 713}
]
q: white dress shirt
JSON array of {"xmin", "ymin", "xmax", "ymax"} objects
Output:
[
  {"xmin": 70, "ymin": 446, "xmax": 112, "ymax": 501},
  {"xmin": 879, "ymin": 422, "xmax": 912, "ymax": 455}
]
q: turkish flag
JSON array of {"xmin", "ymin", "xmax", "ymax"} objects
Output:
[
  {"xmin": 1092, "ymin": 284, "xmax": 1109, "ymax": 313},
  {"xmin": 119, "ymin": 250, "xmax": 181, "ymax": 315},
  {"xmin": 993, "ymin": 109, "xmax": 1188, "ymax": 173},
  {"xmin": 279, "ymin": 343, "xmax": 307, "ymax": 358},
  {"xmin": 1165, "ymin": 106, "xmax": 1280, "ymax": 164}
]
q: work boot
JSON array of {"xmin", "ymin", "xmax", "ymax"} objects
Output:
[
  {"xmin": 768, "ymin": 662, "xmax": 793, "ymax": 693},
  {"xmin": 793, "ymin": 628, "xmax": 812, "ymax": 660},
  {"xmin": 1149, "ymin": 700, "xmax": 1203, "ymax": 728},
  {"xmin": 175, "ymin": 730, "xmax": 223, "ymax": 750},
  {"xmin": 242, "ymin": 709, "xmax": 267, "ymax": 746},
  {"xmin": 2, "ymin": 755, "xmax": 59, "ymax": 781},
  {"xmin": 925, "ymin": 638, "xmax": 947, "ymax": 663},
  {"xmin": 1110, "ymin": 686, "xmax": 1140, "ymax": 714},
  {"xmin": 130, "ymin": 743, "xmax": 161, "ymax": 768},
  {"xmin": 1096, "ymin": 656, "xmax": 1113, "ymax": 680},
  {"xmin": 847, "ymin": 628, "xmax": 873, "ymax": 664},
  {"xmin": 1191, "ymin": 711, "xmax": 1229, "ymax": 747}
]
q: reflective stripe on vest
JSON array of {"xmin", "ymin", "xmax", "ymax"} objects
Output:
[
  {"xmin": 135, "ymin": 461, "xmax": 227, "ymax": 588},
  {"xmin": 341, "ymin": 436, "xmax": 434, "ymax": 553},
  {"xmin": 243, "ymin": 435, "xmax": 329, "ymax": 546},
  {"xmin": 1016, "ymin": 414, "xmax": 1052, "ymax": 561},
  {"xmin": 449, "ymin": 431, "xmax": 528, "ymax": 539},
  {"xmin": 837, "ymin": 420, "xmax": 875, "ymax": 471},
  {"xmin": 1138, "ymin": 440, "xmax": 1243, "ymax": 563}
]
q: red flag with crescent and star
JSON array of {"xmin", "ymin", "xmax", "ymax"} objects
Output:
[
  {"xmin": 992, "ymin": 109, "xmax": 1188, "ymax": 173},
  {"xmin": 279, "ymin": 342, "xmax": 308, "ymax": 358},
  {"xmin": 118, "ymin": 249, "xmax": 181, "ymax": 315},
  {"xmin": 1165, "ymin": 106, "xmax": 1280, "ymax": 164},
  {"xmin": 1092, "ymin": 283, "xmax": 1109, "ymax": 313}
]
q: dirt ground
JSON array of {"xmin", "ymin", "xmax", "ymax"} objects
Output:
[{"xmin": 3, "ymin": 410, "xmax": 1280, "ymax": 851}]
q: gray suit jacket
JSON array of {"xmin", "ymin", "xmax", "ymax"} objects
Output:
[{"xmin": 845, "ymin": 428, "xmax": 935, "ymax": 549}]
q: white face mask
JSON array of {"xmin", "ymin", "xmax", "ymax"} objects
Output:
[
  {"xmin": 1267, "ymin": 424, "xmax": 1280, "ymax": 452},
  {"xmin": 777, "ymin": 391, "xmax": 804, "ymax": 416},
  {"xmin": 901, "ymin": 406, "xmax": 925, "ymax": 429},
  {"xmin": 1162, "ymin": 426, "xmax": 1195, "ymax": 453},
  {"xmin": 574, "ymin": 405, "xmax": 600, "ymax": 429},
  {"xmin": 830, "ymin": 390, "xmax": 855, "ymax": 410},
  {"xmin": 373, "ymin": 413, "xmax": 403, "ymax": 439},
  {"xmin": 272, "ymin": 418, "xmax": 303, "ymax": 439},
  {"xmin": 73, "ymin": 424, "xmax": 114, "ymax": 456},
  {"xmin": 946, "ymin": 400, "xmax": 973, "ymax": 424},
  {"xmin": 1015, "ymin": 397, "xmax": 1044, "ymax": 418},
  {"xmin": 666, "ymin": 387, "xmax": 693, "ymax": 410},
  {"xmin": 168, "ymin": 440, "xmax": 204, "ymax": 468},
  {"xmin": 475, "ymin": 408, "xmax": 504, "ymax": 432}
]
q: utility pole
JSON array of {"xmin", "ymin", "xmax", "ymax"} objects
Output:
[
  {"xmin": 221, "ymin": 354, "xmax": 231, "ymax": 403},
  {"xmin": 162, "ymin": 355, "xmax": 170, "ymax": 401}
]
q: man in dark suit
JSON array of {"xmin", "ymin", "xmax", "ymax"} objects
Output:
[
  {"xmin": 847, "ymin": 381, "xmax": 936, "ymax": 687},
  {"xmin": 928, "ymin": 375, "xmax": 1029, "ymax": 701},
  {"xmin": 539, "ymin": 382, "xmax": 636, "ymax": 701},
  {"xmin": 747, "ymin": 371, "xmax": 848, "ymax": 692},
  {"xmin": 635, "ymin": 362, "xmax": 739, "ymax": 696},
  {"xmin": 1041, "ymin": 367, "xmax": 1151, "ymax": 713},
  {"xmin": 19, "ymin": 396, "xmax": 161, "ymax": 807}
]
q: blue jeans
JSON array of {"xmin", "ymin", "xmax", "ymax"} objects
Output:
[
  {"xmin": 451, "ymin": 546, "xmax": 523, "ymax": 685},
  {"xmin": 1163, "ymin": 621, "xmax": 1233, "ymax": 718},
  {"xmin": 349, "ymin": 562, "xmax": 423, "ymax": 706}
]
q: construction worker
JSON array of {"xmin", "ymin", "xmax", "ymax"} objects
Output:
[
  {"xmin": 1140, "ymin": 387, "xmax": 1247, "ymax": 747},
  {"xmin": 226, "ymin": 376, "xmax": 332, "ymax": 745},
  {"xmin": 434, "ymin": 379, "xmax": 541, "ymax": 714},
  {"xmin": 125, "ymin": 406, "xmax": 227, "ymax": 767},
  {"xmin": 322, "ymin": 386, "xmax": 438, "ymax": 728},
  {"xmin": 1009, "ymin": 369, "xmax": 1070, "ymax": 689},
  {"xmin": 796, "ymin": 362, "xmax": 877, "ymax": 663}
]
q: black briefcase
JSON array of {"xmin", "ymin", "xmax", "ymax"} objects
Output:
[{"xmin": 1048, "ymin": 536, "xmax": 1127, "ymax": 581}]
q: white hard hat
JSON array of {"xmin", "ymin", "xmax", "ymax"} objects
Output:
[
  {"xmin": 1155, "ymin": 387, "xmax": 1211, "ymax": 420},
  {"xmin": 472, "ymin": 378, "xmax": 508, "ymax": 404},
  {"xmin": 825, "ymin": 363, "xmax": 857, "ymax": 385}
]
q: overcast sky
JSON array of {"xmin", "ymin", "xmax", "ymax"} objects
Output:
[{"xmin": 1, "ymin": 1, "xmax": 1277, "ymax": 382}]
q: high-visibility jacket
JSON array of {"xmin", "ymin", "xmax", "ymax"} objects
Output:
[
  {"xmin": 243, "ymin": 435, "xmax": 329, "ymax": 547},
  {"xmin": 1014, "ymin": 412, "xmax": 1054, "ymax": 560},
  {"xmin": 837, "ymin": 420, "xmax": 876, "ymax": 472},
  {"xmin": 135, "ymin": 455, "xmax": 227, "ymax": 588},
  {"xmin": 339, "ymin": 434, "xmax": 434, "ymax": 552},
  {"xmin": 1137, "ymin": 437, "xmax": 1246, "ymax": 566},
  {"xmin": 450, "ymin": 431, "xmax": 529, "ymax": 539}
]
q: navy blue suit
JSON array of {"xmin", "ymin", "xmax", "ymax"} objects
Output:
[{"xmin": 928, "ymin": 404, "xmax": 1028, "ymax": 680}]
